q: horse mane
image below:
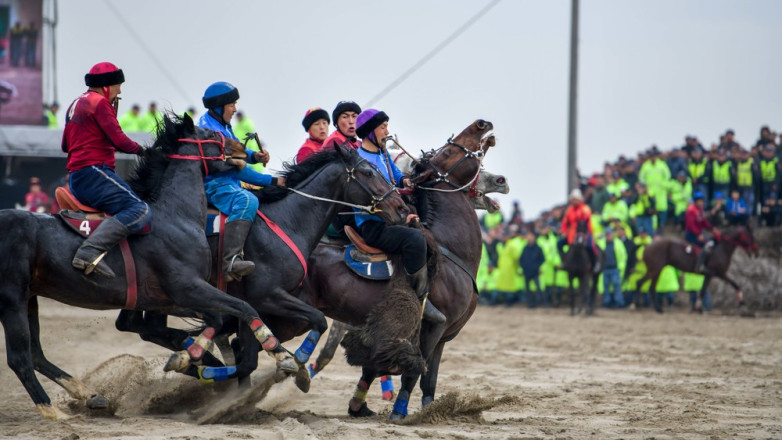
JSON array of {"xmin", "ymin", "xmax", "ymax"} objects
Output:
[
  {"xmin": 127, "ymin": 113, "xmax": 193, "ymax": 202},
  {"xmin": 253, "ymin": 148, "xmax": 345, "ymax": 202}
]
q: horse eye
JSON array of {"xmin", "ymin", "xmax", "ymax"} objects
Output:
[{"xmin": 364, "ymin": 169, "xmax": 373, "ymax": 177}]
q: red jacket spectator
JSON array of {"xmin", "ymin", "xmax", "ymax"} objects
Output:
[
  {"xmin": 322, "ymin": 129, "xmax": 360, "ymax": 151},
  {"xmin": 62, "ymin": 91, "xmax": 141, "ymax": 172},
  {"xmin": 561, "ymin": 200, "xmax": 593, "ymax": 244},
  {"xmin": 296, "ymin": 137, "xmax": 324, "ymax": 163}
]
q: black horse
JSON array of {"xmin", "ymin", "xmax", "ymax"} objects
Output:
[
  {"xmin": 561, "ymin": 220, "xmax": 600, "ymax": 316},
  {"xmin": 114, "ymin": 144, "xmax": 409, "ymax": 385},
  {"xmin": 0, "ymin": 115, "xmax": 292, "ymax": 419}
]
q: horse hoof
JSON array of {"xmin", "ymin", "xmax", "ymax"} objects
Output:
[
  {"xmin": 389, "ymin": 410, "xmax": 406, "ymax": 420},
  {"xmin": 36, "ymin": 404, "xmax": 70, "ymax": 420},
  {"xmin": 276, "ymin": 356, "xmax": 299, "ymax": 375},
  {"xmin": 294, "ymin": 366, "xmax": 311, "ymax": 393},
  {"xmin": 164, "ymin": 350, "xmax": 190, "ymax": 372},
  {"xmin": 86, "ymin": 394, "xmax": 109, "ymax": 410},
  {"xmin": 348, "ymin": 402, "xmax": 376, "ymax": 418},
  {"xmin": 422, "ymin": 395, "xmax": 434, "ymax": 407}
]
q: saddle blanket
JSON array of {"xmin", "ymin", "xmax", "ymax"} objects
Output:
[
  {"xmin": 59, "ymin": 210, "xmax": 151, "ymax": 237},
  {"xmin": 344, "ymin": 244, "xmax": 394, "ymax": 280}
]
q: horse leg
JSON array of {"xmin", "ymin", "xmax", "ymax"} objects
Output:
[
  {"xmin": 694, "ymin": 275, "xmax": 711, "ymax": 313},
  {"xmin": 389, "ymin": 369, "xmax": 420, "ymax": 420},
  {"xmin": 348, "ymin": 366, "xmax": 378, "ymax": 417},
  {"xmin": 1, "ymin": 302, "xmax": 68, "ymax": 420},
  {"xmin": 717, "ymin": 274, "xmax": 744, "ymax": 306},
  {"xmin": 569, "ymin": 278, "xmax": 577, "ymax": 316},
  {"xmin": 27, "ymin": 297, "xmax": 108, "ymax": 410},
  {"xmin": 390, "ymin": 321, "xmax": 444, "ymax": 419},
  {"xmin": 309, "ymin": 320, "xmax": 350, "ymax": 378},
  {"xmin": 419, "ymin": 340, "xmax": 445, "ymax": 408}
]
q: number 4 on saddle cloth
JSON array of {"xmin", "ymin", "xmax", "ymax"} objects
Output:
[{"xmin": 54, "ymin": 186, "xmax": 150, "ymax": 309}]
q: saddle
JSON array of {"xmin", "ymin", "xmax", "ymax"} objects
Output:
[{"xmin": 342, "ymin": 226, "xmax": 394, "ymax": 280}]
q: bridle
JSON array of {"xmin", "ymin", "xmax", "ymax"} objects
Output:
[
  {"xmin": 415, "ymin": 135, "xmax": 490, "ymax": 193},
  {"xmin": 168, "ymin": 132, "xmax": 228, "ymax": 177},
  {"xmin": 285, "ymin": 155, "xmax": 399, "ymax": 214}
]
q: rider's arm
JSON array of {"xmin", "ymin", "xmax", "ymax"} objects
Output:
[
  {"xmin": 94, "ymin": 98, "xmax": 142, "ymax": 154},
  {"xmin": 236, "ymin": 165, "xmax": 278, "ymax": 187}
]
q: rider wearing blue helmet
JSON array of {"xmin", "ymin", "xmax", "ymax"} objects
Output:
[{"xmin": 198, "ymin": 81, "xmax": 285, "ymax": 282}]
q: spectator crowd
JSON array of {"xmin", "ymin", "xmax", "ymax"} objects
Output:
[{"xmin": 479, "ymin": 126, "xmax": 782, "ymax": 311}]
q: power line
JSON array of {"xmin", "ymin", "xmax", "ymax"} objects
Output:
[
  {"xmin": 364, "ymin": 0, "xmax": 502, "ymax": 108},
  {"xmin": 103, "ymin": 1, "xmax": 191, "ymax": 104}
]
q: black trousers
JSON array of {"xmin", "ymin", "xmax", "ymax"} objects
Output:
[{"xmin": 360, "ymin": 221, "xmax": 426, "ymax": 274}]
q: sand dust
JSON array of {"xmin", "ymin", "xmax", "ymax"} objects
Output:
[{"xmin": 0, "ymin": 297, "xmax": 780, "ymax": 439}]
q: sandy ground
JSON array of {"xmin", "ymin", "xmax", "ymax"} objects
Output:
[{"xmin": 0, "ymin": 298, "xmax": 781, "ymax": 440}]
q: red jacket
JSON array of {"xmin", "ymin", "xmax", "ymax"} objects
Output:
[
  {"xmin": 62, "ymin": 91, "xmax": 141, "ymax": 172},
  {"xmin": 561, "ymin": 202, "xmax": 593, "ymax": 244},
  {"xmin": 322, "ymin": 130, "xmax": 360, "ymax": 151},
  {"xmin": 684, "ymin": 203, "xmax": 712, "ymax": 236},
  {"xmin": 296, "ymin": 137, "xmax": 324, "ymax": 163}
]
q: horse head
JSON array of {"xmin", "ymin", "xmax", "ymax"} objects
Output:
[
  {"xmin": 413, "ymin": 119, "xmax": 495, "ymax": 189},
  {"xmin": 728, "ymin": 225, "xmax": 759, "ymax": 257},
  {"xmin": 335, "ymin": 144, "xmax": 409, "ymax": 225},
  {"xmin": 468, "ymin": 169, "xmax": 510, "ymax": 212}
]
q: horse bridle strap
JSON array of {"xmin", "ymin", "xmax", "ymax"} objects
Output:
[
  {"xmin": 416, "ymin": 136, "xmax": 484, "ymax": 193},
  {"xmin": 168, "ymin": 132, "xmax": 227, "ymax": 176}
]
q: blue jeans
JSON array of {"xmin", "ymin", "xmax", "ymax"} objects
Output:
[
  {"xmin": 205, "ymin": 181, "xmax": 259, "ymax": 223},
  {"xmin": 524, "ymin": 276, "xmax": 540, "ymax": 308},
  {"xmin": 636, "ymin": 216, "xmax": 654, "ymax": 236},
  {"xmin": 69, "ymin": 165, "xmax": 151, "ymax": 233},
  {"xmin": 602, "ymin": 268, "xmax": 624, "ymax": 308}
]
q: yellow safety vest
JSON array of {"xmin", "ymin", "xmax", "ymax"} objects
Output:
[
  {"xmin": 760, "ymin": 158, "xmax": 778, "ymax": 183},
  {"xmin": 736, "ymin": 159, "xmax": 754, "ymax": 187},
  {"xmin": 689, "ymin": 161, "xmax": 707, "ymax": 180},
  {"xmin": 712, "ymin": 161, "xmax": 731, "ymax": 184}
]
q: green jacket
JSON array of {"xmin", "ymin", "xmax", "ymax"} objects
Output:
[
  {"xmin": 639, "ymin": 159, "xmax": 671, "ymax": 210},
  {"xmin": 668, "ymin": 179, "xmax": 693, "ymax": 216},
  {"xmin": 118, "ymin": 111, "xmax": 142, "ymax": 132},
  {"xmin": 232, "ymin": 116, "xmax": 265, "ymax": 172},
  {"xmin": 139, "ymin": 111, "xmax": 163, "ymax": 133},
  {"xmin": 481, "ymin": 211, "xmax": 504, "ymax": 230},
  {"xmin": 601, "ymin": 199, "xmax": 629, "ymax": 224},
  {"xmin": 596, "ymin": 237, "xmax": 627, "ymax": 275},
  {"xmin": 496, "ymin": 237, "xmax": 524, "ymax": 292}
]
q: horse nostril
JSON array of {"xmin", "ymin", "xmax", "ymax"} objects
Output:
[{"xmin": 497, "ymin": 177, "xmax": 505, "ymax": 184}]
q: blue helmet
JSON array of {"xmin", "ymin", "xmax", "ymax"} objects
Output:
[
  {"xmin": 693, "ymin": 191, "xmax": 705, "ymax": 201},
  {"xmin": 202, "ymin": 82, "xmax": 239, "ymax": 115}
]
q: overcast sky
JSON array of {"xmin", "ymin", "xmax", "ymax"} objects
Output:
[{"xmin": 56, "ymin": 0, "xmax": 782, "ymax": 217}]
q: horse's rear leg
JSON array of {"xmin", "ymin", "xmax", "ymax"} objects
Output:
[
  {"xmin": 419, "ymin": 340, "xmax": 445, "ymax": 408},
  {"xmin": 309, "ymin": 321, "xmax": 349, "ymax": 378},
  {"xmin": 348, "ymin": 367, "xmax": 378, "ymax": 417},
  {"xmin": 27, "ymin": 297, "xmax": 108, "ymax": 410},
  {"xmin": 717, "ymin": 274, "xmax": 744, "ymax": 306},
  {"xmin": 1, "ymin": 303, "xmax": 67, "ymax": 420}
]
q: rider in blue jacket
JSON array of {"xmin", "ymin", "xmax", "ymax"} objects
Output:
[{"xmin": 198, "ymin": 81, "xmax": 285, "ymax": 282}]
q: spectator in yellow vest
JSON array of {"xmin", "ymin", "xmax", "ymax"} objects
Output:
[
  {"xmin": 668, "ymin": 170, "xmax": 693, "ymax": 227},
  {"xmin": 118, "ymin": 104, "xmax": 142, "ymax": 132},
  {"xmin": 43, "ymin": 102, "xmax": 59, "ymax": 128},
  {"xmin": 758, "ymin": 144, "xmax": 780, "ymax": 204},
  {"xmin": 710, "ymin": 148, "xmax": 732, "ymax": 206},
  {"xmin": 688, "ymin": 146, "xmax": 711, "ymax": 206},
  {"xmin": 639, "ymin": 146, "xmax": 671, "ymax": 231},
  {"xmin": 733, "ymin": 148, "xmax": 758, "ymax": 215},
  {"xmin": 139, "ymin": 102, "xmax": 162, "ymax": 133},
  {"xmin": 601, "ymin": 191, "xmax": 629, "ymax": 225}
]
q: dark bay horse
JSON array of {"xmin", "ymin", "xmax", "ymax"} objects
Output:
[
  {"xmin": 637, "ymin": 226, "xmax": 758, "ymax": 313},
  {"xmin": 114, "ymin": 144, "xmax": 409, "ymax": 384},
  {"xmin": 278, "ymin": 120, "xmax": 496, "ymax": 419},
  {"xmin": 0, "ymin": 115, "xmax": 293, "ymax": 419},
  {"xmin": 562, "ymin": 220, "xmax": 600, "ymax": 316}
]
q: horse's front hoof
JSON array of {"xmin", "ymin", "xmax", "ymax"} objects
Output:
[
  {"xmin": 164, "ymin": 350, "xmax": 190, "ymax": 372},
  {"xmin": 348, "ymin": 401, "xmax": 376, "ymax": 418},
  {"xmin": 36, "ymin": 404, "xmax": 70, "ymax": 420},
  {"xmin": 86, "ymin": 394, "xmax": 109, "ymax": 410},
  {"xmin": 389, "ymin": 410, "xmax": 406, "ymax": 420},
  {"xmin": 294, "ymin": 366, "xmax": 311, "ymax": 393},
  {"xmin": 421, "ymin": 395, "xmax": 434, "ymax": 407}
]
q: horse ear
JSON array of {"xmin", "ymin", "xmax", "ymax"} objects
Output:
[
  {"xmin": 336, "ymin": 142, "xmax": 351, "ymax": 159},
  {"xmin": 183, "ymin": 112, "xmax": 195, "ymax": 132}
]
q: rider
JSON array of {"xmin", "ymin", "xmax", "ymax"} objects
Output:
[
  {"xmin": 296, "ymin": 107, "xmax": 330, "ymax": 163},
  {"xmin": 558, "ymin": 188, "xmax": 601, "ymax": 274},
  {"xmin": 322, "ymin": 101, "xmax": 361, "ymax": 150},
  {"xmin": 684, "ymin": 191, "xmax": 716, "ymax": 273},
  {"xmin": 198, "ymin": 81, "xmax": 285, "ymax": 282},
  {"xmin": 63, "ymin": 62, "xmax": 150, "ymax": 278},
  {"xmin": 354, "ymin": 108, "xmax": 446, "ymax": 324}
]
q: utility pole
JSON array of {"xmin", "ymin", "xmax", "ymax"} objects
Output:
[{"xmin": 567, "ymin": 0, "xmax": 579, "ymax": 195}]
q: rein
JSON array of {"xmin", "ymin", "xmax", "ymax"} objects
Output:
[
  {"xmin": 416, "ymin": 136, "xmax": 486, "ymax": 193},
  {"xmin": 285, "ymin": 157, "xmax": 398, "ymax": 215},
  {"xmin": 168, "ymin": 132, "xmax": 227, "ymax": 177}
]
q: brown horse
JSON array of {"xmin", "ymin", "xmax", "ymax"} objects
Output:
[
  {"xmin": 279, "ymin": 120, "xmax": 495, "ymax": 419},
  {"xmin": 636, "ymin": 226, "xmax": 758, "ymax": 313},
  {"xmin": 561, "ymin": 220, "xmax": 600, "ymax": 316}
]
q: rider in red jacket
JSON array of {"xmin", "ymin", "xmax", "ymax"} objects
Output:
[
  {"xmin": 684, "ymin": 191, "xmax": 717, "ymax": 273},
  {"xmin": 62, "ymin": 62, "xmax": 150, "ymax": 279},
  {"xmin": 321, "ymin": 101, "xmax": 361, "ymax": 150},
  {"xmin": 296, "ymin": 107, "xmax": 330, "ymax": 163},
  {"xmin": 558, "ymin": 188, "xmax": 600, "ymax": 273}
]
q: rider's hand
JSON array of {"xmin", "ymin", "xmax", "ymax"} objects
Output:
[
  {"xmin": 228, "ymin": 158, "xmax": 247, "ymax": 170},
  {"xmin": 402, "ymin": 177, "xmax": 414, "ymax": 190},
  {"xmin": 275, "ymin": 176, "xmax": 286, "ymax": 187},
  {"xmin": 406, "ymin": 213, "xmax": 419, "ymax": 224},
  {"xmin": 254, "ymin": 150, "xmax": 270, "ymax": 165}
]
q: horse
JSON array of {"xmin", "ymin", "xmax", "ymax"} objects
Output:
[
  {"xmin": 114, "ymin": 144, "xmax": 410, "ymax": 386},
  {"xmin": 306, "ymin": 167, "xmax": 510, "ymax": 392},
  {"xmin": 283, "ymin": 119, "xmax": 496, "ymax": 419},
  {"xmin": 0, "ymin": 114, "xmax": 298, "ymax": 419},
  {"xmin": 636, "ymin": 226, "xmax": 758, "ymax": 313},
  {"xmin": 561, "ymin": 220, "xmax": 600, "ymax": 316}
]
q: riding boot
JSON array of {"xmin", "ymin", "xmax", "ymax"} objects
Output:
[
  {"xmin": 407, "ymin": 267, "xmax": 446, "ymax": 324},
  {"xmin": 222, "ymin": 220, "xmax": 256, "ymax": 282},
  {"xmin": 695, "ymin": 241, "xmax": 713, "ymax": 274},
  {"xmin": 72, "ymin": 217, "xmax": 129, "ymax": 278}
]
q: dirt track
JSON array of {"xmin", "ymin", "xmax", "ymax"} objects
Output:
[{"xmin": 0, "ymin": 298, "xmax": 781, "ymax": 440}]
